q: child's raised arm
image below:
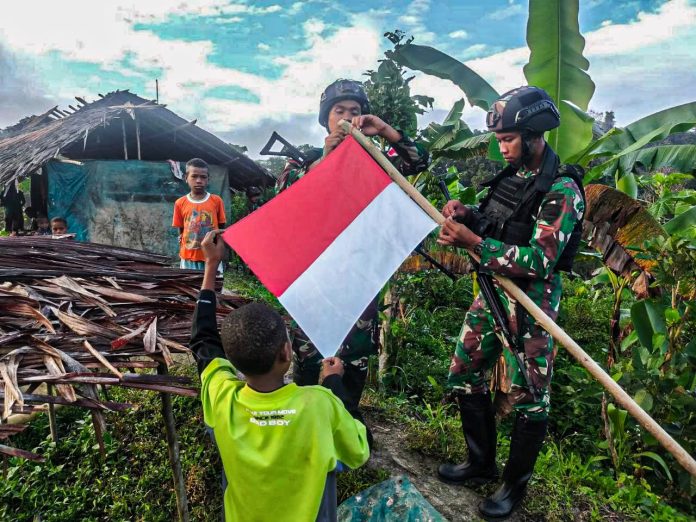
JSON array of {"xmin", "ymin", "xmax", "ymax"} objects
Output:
[{"xmin": 190, "ymin": 230, "xmax": 226, "ymax": 374}]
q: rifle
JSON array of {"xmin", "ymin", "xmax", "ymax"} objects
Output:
[
  {"xmin": 438, "ymin": 181, "xmax": 539, "ymax": 402},
  {"xmin": 260, "ymin": 131, "xmax": 313, "ymax": 167}
]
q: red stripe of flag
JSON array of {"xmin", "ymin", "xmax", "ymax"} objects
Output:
[{"xmin": 223, "ymin": 136, "xmax": 392, "ymax": 296}]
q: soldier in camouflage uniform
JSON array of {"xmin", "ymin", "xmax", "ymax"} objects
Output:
[
  {"xmin": 276, "ymin": 79, "xmax": 429, "ymax": 427},
  {"xmin": 436, "ymin": 86, "xmax": 585, "ymax": 518}
]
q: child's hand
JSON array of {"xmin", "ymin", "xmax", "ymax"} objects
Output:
[
  {"xmin": 201, "ymin": 230, "xmax": 225, "ymax": 265},
  {"xmin": 321, "ymin": 357, "xmax": 345, "ymax": 379}
]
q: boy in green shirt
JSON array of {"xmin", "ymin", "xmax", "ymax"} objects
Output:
[{"xmin": 191, "ymin": 230, "xmax": 370, "ymax": 521}]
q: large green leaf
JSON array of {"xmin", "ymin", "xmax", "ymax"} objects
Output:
[
  {"xmin": 630, "ymin": 299, "xmax": 667, "ymax": 352},
  {"xmin": 616, "ymin": 172, "xmax": 638, "ymax": 198},
  {"xmin": 431, "ymin": 135, "xmax": 490, "ymax": 161},
  {"xmin": 523, "ymin": 0, "xmax": 595, "ymax": 162},
  {"xmin": 419, "ymin": 99, "xmax": 490, "ymax": 160},
  {"xmin": 590, "ymin": 101, "xmax": 696, "ymax": 157},
  {"xmin": 445, "ymin": 132, "xmax": 492, "ymax": 153},
  {"xmin": 388, "ymin": 43, "xmax": 499, "ymax": 111},
  {"xmin": 633, "ymin": 144, "xmax": 696, "ymax": 174},
  {"xmin": 583, "ymin": 123, "xmax": 696, "ymax": 183},
  {"xmin": 664, "ymin": 205, "xmax": 696, "ymax": 236}
]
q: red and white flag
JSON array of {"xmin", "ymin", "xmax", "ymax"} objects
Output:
[{"xmin": 223, "ymin": 136, "xmax": 436, "ymax": 356}]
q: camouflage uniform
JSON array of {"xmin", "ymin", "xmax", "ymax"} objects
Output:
[
  {"xmin": 275, "ymin": 132, "xmax": 429, "ymax": 193},
  {"xmin": 276, "ymin": 132, "xmax": 429, "ymax": 409},
  {"xmin": 448, "ymin": 168, "xmax": 584, "ymax": 420}
]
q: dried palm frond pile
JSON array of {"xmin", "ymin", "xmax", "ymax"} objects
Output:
[{"xmin": 0, "ymin": 237, "xmax": 249, "ymax": 460}]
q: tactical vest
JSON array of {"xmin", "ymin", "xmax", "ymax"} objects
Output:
[{"xmin": 477, "ymin": 147, "xmax": 585, "ymax": 273}]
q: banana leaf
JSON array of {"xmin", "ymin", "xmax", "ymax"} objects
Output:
[
  {"xmin": 589, "ymin": 102, "xmax": 696, "ymax": 158},
  {"xmin": 633, "ymin": 144, "xmax": 696, "ymax": 174},
  {"xmin": 582, "ymin": 104, "xmax": 696, "ymax": 183},
  {"xmin": 388, "ymin": 43, "xmax": 499, "ymax": 111},
  {"xmin": 664, "ymin": 205, "xmax": 696, "ymax": 236},
  {"xmin": 583, "ymin": 184, "xmax": 665, "ymax": 296},
  {"xmin": 523, "ymin": 0, "xmax": 595, "ymax": 161}
]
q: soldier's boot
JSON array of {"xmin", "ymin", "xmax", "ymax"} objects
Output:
[
  {"xmin": 437, "ymin": 393, "xmax": 498, "ymax": 484},
  {"xmin": 479, "ymin": 413, "xmax": 548, "ymax": 519}
]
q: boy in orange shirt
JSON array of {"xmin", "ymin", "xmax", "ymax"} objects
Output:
[{"xmin": 172, "ymin": 158, "xmax": 226, "ymax": 270}]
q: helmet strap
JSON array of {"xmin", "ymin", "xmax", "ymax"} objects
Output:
[{"xmin": 520, "ymin": 131, "xmax": 541, "ymax": 170}]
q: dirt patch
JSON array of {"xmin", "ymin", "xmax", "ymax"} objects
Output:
[{"xmin": 364, "ymin": 413, "xmax": 521, "ymax": 522}]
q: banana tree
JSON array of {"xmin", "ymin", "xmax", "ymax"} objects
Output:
[
  {"xmin": 391, "ymin": 0, "xmax": 594, "ymax": 163},
  {"xmin": 523, "ymin": 0, "xmax": 595, "ymax": 161},
  {"xmin": 569, "ymin": 102, "xmax": 696, "ymax": 196}
]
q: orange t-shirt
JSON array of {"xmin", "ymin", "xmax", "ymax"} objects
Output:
[{"xmin": 172, "ymin": 193, "xmax": 226, "ymax": 261}]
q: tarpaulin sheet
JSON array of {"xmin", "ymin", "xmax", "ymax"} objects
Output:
[
  {"xmin": 338, "ymin": 475, "xmax": 446, "ymax": 522},
  {"xmin": 47, "ymin": 160, "xmax": 230, "ymax": 256}
]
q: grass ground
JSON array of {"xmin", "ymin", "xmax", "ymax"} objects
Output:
[{"xmin": 0, "ymin": 268, "xmax": 693, "ymax": 521}]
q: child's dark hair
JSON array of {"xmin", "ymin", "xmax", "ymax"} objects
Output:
[
  {"xmin": 50, "ymin": 217, "xmax": 67, "ymax": 226},
  {"xmin": 220, "ymin": 302, "xmax": 287, "ymax": 375},
  {"xmin": 186, "ymin": 158, "xmax": 209, "ymax": 172}
]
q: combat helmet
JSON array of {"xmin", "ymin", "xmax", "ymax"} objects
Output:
[
  {"xmin": 318, "ymin": 79, "xmax": 370, "ymax": 130},
  {"xmin": 486, "ymin": 86, "xmax": 560, "ymax": 134}
]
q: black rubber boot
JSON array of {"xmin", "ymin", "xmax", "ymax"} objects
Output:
[
  {"xmin": 479, "ymin": 413, "xmax": 548, "ymax": 519},
  {"xmin": 437, "ymin": 393, "xmax": 498, "ymax": 484}
]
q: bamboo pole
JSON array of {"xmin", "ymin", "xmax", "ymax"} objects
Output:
[
  {"xmin": 339, "ymin": 120, "xmax": 696, "ymax": 479},
  {"xmin": 158, "ymin": 364, "xmax": 190, "ymax": 522}
]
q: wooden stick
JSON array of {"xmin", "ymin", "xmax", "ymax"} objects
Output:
[
  {"xmin": 135, "ymin": 114, "xmax": 142, "ymax": 160},
  {"xmin": 121, "ymin": 118, "xmax": 128, "ymax": 160},
  {"xmin": 47, "ymin": 384, "xmax": 58, "ymax": 442},
  {"xmin": 158, "ymin": 364, "xmax": 189, "ymax": 521},
  {"xmin": 340, "ymin": 120, "xmax": 696, "ymax": 479},
  {"xmin": 83, "ymin": 341, "xmax": 123, "ymax": 379}
]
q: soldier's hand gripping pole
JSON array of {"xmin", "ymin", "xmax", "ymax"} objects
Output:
[
  {"xmin": 340, "ymin": 119, "xmax": 696, "ymax": 479},
  {"xmin": 434, "ymin": 172, "xmax": 539, "ymax": 401}
]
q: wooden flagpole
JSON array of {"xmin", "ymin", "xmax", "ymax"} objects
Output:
[{"xmin": 339, "ymin": 120, "xmax": 696, "ymax": 479}]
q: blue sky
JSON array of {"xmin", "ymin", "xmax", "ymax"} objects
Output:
[{"xmin": 1, "ymin": 0, "xmax": 695, "ymax": 156}]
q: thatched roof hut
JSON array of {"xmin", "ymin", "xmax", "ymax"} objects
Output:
[
  {"xmin": 0, "ymin": 89, "xmax": 270, "ymax": 190},
  {"xmin": 0, "ymin": 90, "xmax": 271, "ymax": 255}
]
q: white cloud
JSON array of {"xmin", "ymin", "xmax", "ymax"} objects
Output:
[
  {"xmin": 462, "ymin": 43, "xmax": 488, "ymax": 57},
  {"xmin": 202, "ymin": 18, "xmax": 383, "ymax": 132},
  {"xmin": 213, "ymin": 16, "xmax": 243, "ymax": 24},
  {"xmin": 1, "ymin": 0, "xmax": 695, "ymax": 148},
  {"xmin": 257, "ymin": 43, "xmax": 271, "ymax": 52},
  {"xmin": 397, "ymin": 0, "xmax": 435, "ymax": 44},
  {"xmin": 584, "ymin": 0, "xmax": 696, "ymax": 56},
  {"xmin": 448, "ymin": 30, "xmax": 469, "ymax": 39},
  {"xmin": 488, "ymin": 3, "xmax": 524, "ymax": 21},
  {"xmin": 288, "ymin": 2, "xmax": 304, "ymax": 16},
  {"xmin": 303, "ymin": 18, "xmax": 327, "ymax": 37}
]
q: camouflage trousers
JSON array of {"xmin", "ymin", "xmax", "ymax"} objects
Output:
[{"xmin": 447, "ymin": 291, "xmax": 557, "ymax": 419}]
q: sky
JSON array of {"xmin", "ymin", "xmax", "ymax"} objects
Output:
[{"xmin": 1, "ymin": 0, "xmax": 695, "ymax": 157}]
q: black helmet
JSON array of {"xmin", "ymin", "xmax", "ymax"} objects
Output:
[
  {"xmin": 486, "ymin": 86, "xmax": 560, "ymax": 134},
  {"xmin": 318, "ymin": 79, "xmax": 370, "ymax": 130}
]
